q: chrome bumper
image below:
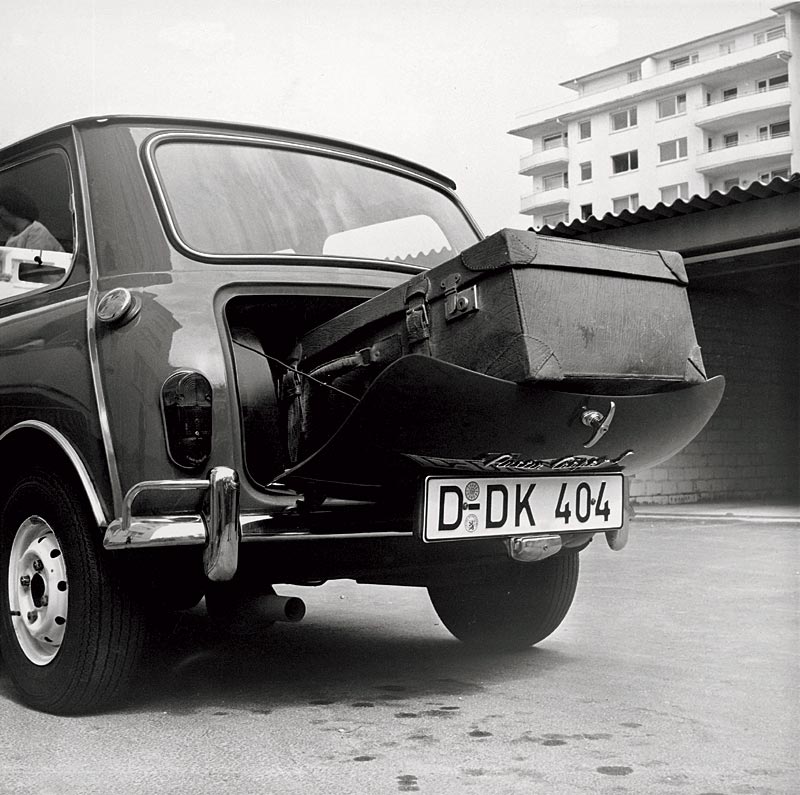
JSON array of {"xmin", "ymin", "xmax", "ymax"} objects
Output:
[
  {"xmin": 103, "ymin": 466, "xmax": 240, "ymax": 582},
  {"xmin": 103, "ymin": 466, "xmax": 629, "ymax": 582}
]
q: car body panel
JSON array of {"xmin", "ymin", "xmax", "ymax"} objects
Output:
[{"xmin": 0, "ymin": 116, "xmax": 723, "ymax": 581}]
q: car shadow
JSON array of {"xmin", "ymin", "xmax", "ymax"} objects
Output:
[
  {"xmin": 133, "ymin": 600, "xmax": 573, "ymax": 716},
  {"xmin": 0, "ymin": 597, "xmax": 575, "ymax": 716}
]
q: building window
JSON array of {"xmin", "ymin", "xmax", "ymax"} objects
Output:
[
  {"xmin": 758, "ymin": 121, "xmax": 789, "ymax": 141},
  {"xmin": 670, "ymin": 53, "xmax": 699, "ymax": 70},
  {"xmin": 612, "ymin": 194, "xmax": 639, "ymax": 213},
  {"xmin": 542, "ymin": 211, "xmax": 567, "ymax": 226},
  {"xmin": 757, "ymin": 73, "xmax": 788, "ymax": 92},
  {"xmin": 723, "ymin": 178, "xmax": 740, "ymax": 191},
  {"xmin": 719, "ymin": 40, "xmax": 735, "ymax": 55},
  {"xmin": 627, "ymin": 67, "xmax": 641, "ymax": 83},
  {"xmin": 580, "ymin": 203, "xmax": 593, "ymax": 220},
  {"xmin": 542, "ymin": 132, "xmax": 567, "ymax": 151},
  {"xmin": 723, "ymin": 132, "xmax": 739, "ymax": 148},
  {"xmin": 542, "ymin": 172, "xmax": 568, "ymax": 191},
  {"xmin": 766, "ymin": 120, "xmax": 790, "ymax": 138},
  {"xmin": 658, "ymin": 137, "xmax": 688, "ymax": 162},
  {"xmin": 759, "ymin": 168, "xmax": 790, "ymax": 182},
  {"xmin": 610, "ymin": 106, "xmax": 637, "ymax": 132},
  {"xmin": 578, "ymin": 120, "xmax": 591, "ymax": 140},
  {"xmin": 611, "ymin": 150, "xmax": 638, "ymax": 174},
  {"xmin": 658, "ymin": 93, "xmax": 686, "ymax": 118},
  {"xmin": 659, "ymin": 183, "xmax": 689, "ymax": 204},
  {"xmin": 754, "ymin": 26, "xmax": 785, "ymax": 44},
  {"xmin": 722, "ymin": 87, "xmax": 738, "ymax": 101},
  {"xmin": 579, "ymin": 162, "xmax": 592, "ymax": 182}
]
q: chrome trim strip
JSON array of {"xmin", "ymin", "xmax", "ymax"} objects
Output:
[
  {"xmin": 0, "ymin": 295, "xmax": 85, "ymax": 324},
  {"xmin": 145, "ymin": 130, "xmax": 454, "ymax": 192},
  {"xmin": 73, "ymin": 127, "xmax": 124, "ymax": 514},
  {"xmin": 242, "ymin": 531, "xmax": 414, "ymax": 542},
  {"xmin": 238, "ymin": 513, "xmax": 414, "ymax": 540},
  {"xmin": 0, "ymin": 420, "xmax": 107, "ymax": 527}
]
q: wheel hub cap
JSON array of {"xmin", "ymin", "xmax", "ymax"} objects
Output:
[{"xmin": 8, "ymin": 516, "xmax": 68, "ymax": 665}]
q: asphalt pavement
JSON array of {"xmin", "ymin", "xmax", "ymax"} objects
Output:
[{"xmin": 0, "ymin": 509, "xmax": 797, "ymax": 794}]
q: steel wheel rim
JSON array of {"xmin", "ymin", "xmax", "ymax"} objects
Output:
[{"xmin": 8, "ymin": 516, "xmax": 68, "ymax": 665}]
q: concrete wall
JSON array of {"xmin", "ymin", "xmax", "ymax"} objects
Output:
[
  {"xmin": 630, "ymin": 265, "xmax": 799, "ymax": 504},
  {"xmin": 556, "ymin": 191, "xmax": 800, "ymax": 505}
]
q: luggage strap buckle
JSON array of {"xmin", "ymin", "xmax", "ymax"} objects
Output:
[
  {"xmin": 404, "ymin": 276, "xmax": 432, "ymax": 347},
  {"xmin": 405, "ymin": 303, "xmax": 430, "ymax": 345}
]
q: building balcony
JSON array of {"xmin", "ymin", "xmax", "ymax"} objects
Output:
[
  {"xmin": 510, "ymin": 37, "xmax": 790, "ymax": 137},
  {"xmin": 695, "ymin": 134, "xmax": 793, "ymax": 174},
  {"xmin": 695, "ymin": 85, "xmax": 791, "ymax": 132},
  {"xmin": 519, "ymin": 145, "xmax": 569, "ymax": 176},
  {"xmin": 520, "ymin": 187, "xmax": 570, "ymax": 215}
]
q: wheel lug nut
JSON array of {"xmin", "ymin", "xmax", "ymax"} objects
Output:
[
  {"xmin": 32, "ymin": 559, "xmax": 44, "ymax": 572},
  {"xmin": 20, "ymin": 575, "xmax": 31, "ymax": 588},
  {"xmin": 27, "ymin": 610, "xmax": 38, "ymax": 623}
]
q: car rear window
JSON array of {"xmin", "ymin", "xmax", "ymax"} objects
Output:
[{"xmin": 149, "ymin": 138, "xmax": 479, "ymax": 267}]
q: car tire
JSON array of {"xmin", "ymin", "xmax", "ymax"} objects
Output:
[
  {"xmin": 427, "ymin": 551, "xmax": 579, "ymax": 650},
  {"xmin": 0, "ymin": 468, "xmax": 147, "ymax": 714}
]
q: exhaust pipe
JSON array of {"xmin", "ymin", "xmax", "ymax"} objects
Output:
[{"xmin": 254, "ymin": 593, "xmax": 306, "ymax": 623}]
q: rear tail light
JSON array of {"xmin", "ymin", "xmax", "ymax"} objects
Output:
[{"xmin": 161, "ymin": 370, "xmax": 212, "ymax": 469}]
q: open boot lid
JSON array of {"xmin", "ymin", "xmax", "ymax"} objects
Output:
[{"xmin": 277, "ymin": 354, "xmax": 724, "ymax": 497}]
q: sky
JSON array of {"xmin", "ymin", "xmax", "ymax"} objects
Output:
[{"xmin": 1, "ymin": 0, "xmax": 778, "ymax": 234}]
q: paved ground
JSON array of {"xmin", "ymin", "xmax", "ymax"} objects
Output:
[{"xmin": 0, "ymin": 513, "xmax": 797, "ymax": 794}]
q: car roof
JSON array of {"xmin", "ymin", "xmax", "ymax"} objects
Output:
[{"xmin": 0, "ymin": 114, "xmax": 457, "ymax": 190}]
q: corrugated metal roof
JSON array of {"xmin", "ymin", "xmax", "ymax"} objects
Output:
[{"xmin": 536, "ymin": 174, "xmax": 800, "ymax": 238}]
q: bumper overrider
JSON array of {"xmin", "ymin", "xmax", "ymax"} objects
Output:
[{"xmin": 103, "ymin": 467, "xmax": 241, "ymax": 581}]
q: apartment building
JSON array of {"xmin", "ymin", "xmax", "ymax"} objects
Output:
[{"xmin": 510, "ymin": 3, "xmax": 799, "ymax": 228}]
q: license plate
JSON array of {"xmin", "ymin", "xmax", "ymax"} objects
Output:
[{"xmin": 421, "ymin": 474, "xmax": 624, "ymax": 542}]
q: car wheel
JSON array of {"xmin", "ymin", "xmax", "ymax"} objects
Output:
[
  {"xmin": 427, "ymin": 551, "xmax": 579, "ymax": 650},
  {"xmin": 0, "ymin": 469, "xmax": 146, "ymax": 714}
]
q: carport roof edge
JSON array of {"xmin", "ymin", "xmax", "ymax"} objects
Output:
[{"xmin": 537, "ymin": 174, "xmax": 800, "ymax": 239}]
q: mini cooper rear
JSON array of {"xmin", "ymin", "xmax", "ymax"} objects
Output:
[{"xmin": 0, "ymin": 116, "xmax": 723, "ymax": 714}]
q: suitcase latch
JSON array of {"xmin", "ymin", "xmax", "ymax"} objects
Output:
[{"xmin": 441, "ymin": 273, "xmax": 478, "ymax": 322}]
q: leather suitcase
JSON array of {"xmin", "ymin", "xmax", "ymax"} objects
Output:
[
  {"xmin": 299, "ymin": 228, "xmax": 705, "ymax": 386},
  {"xmin": 281, "ymin": 229, "xmax": 707, "ymax": 463}
]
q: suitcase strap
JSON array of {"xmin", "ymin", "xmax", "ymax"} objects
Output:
[{"xmin": 404, "ymin": 275, "xmax": 432, "ymax": 354}]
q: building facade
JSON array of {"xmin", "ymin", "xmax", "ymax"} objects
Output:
[{"xmin": 510, "ymin": 3, "xmax": 800, "ymax": 228}]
